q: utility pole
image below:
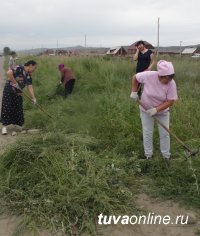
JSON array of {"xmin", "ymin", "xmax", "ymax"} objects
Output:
[
  {"xmin": 157, "ymin": 17, "xmax": 160, "ymax": 57},
  {"xmin": 56, "ymin": 40, "xmax": 58, "ymax": 55},
  {"xmin": 180, "ymin": 41, "xmax": 182, "ymax": 57}
]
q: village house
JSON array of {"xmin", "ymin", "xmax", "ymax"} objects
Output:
[{"xmin": 106, "ymin": 46, "xmax": 127, "ymax": 56}]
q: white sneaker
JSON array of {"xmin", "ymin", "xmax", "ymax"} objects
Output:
[{"xmin": 2, "ymin": 127, "xmax": 7, "ymax": 135}]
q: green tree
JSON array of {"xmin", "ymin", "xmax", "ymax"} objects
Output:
[{"xmin": 3, "ymin": 47, "xmax": 11, "ymax": 55}]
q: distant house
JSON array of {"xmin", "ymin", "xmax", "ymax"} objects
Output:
[
  {"xmin": 43, "ymin": 49, "xmax": 55, "ymax": 55},
  {"xmin": 156, "ymin": 46, "xmax": 200, "ymax": 55},
  {"xmin": 182, "ymin": 47, "xmax": 198, "ymax": 55},
  {"xmin": 42, "ymin": 49, "xmax": 72, "ymax": 56},
  {"xmin": 157, "ymin": 47, "xmax": 181, "ymax": 55},
  {"xmin": 106, "ymin": 46, "xmax": 127, "ymax": 56},
  {"xmin": 55, "ymin": 49, "xmax": 70, "ymax": 56},
  {"xmin": 127, "ymin": 41, "xmax": 154, "ymax": 55}
]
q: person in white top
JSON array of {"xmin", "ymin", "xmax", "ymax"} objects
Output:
[
  {"xmin": 8, "ymin": 51, "xmax": 17, "ymax": 70},
  {"xmin": 130, "ymin": 60, "xmax": 178, "ymax": 160}
]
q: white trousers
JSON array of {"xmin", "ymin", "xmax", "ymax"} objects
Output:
[{"xmin": 140, "ymin": 110, "xmax": 170, "ymax": 159}]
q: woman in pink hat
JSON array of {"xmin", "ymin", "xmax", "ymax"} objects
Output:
[{"xmin": 130, "ymin": 60, "xmax": 178, "ymax": 160}]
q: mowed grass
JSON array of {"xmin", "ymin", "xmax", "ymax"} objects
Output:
[{"xmin": 0, "ymin": 55, "xmax": 200, "ymax": 235}]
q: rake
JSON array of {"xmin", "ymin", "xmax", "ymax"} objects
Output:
[{"xmin": 138, "ymin": 101, "xmax": 198, "ymax": 158}]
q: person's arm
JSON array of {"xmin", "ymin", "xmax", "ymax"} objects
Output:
[
  {"xmin": 60, "ymin": 70, "xmax": 65, "ymax": 83},
  {"xmin": 146, "ymin": 53, "xmax": 154, "ymax": 71},
  {"xmin": 156, "ymin": 100, "xmax": 175, "ymax": 112},
  {"xmin": 8, "ymin": 59, "xmax": 13, "ymax": 70},
  {"xmin": 132, "ymin": 74, "xmax": 139, "ymax": 92},
  {"xmin": 147, "ymin": 80, "xmax": 178, "ymax": 116},
  {"xmin": 27, "ymin": 84, "xmax": 36, "ymax": 103},
  {"xmin": 146, "ymin": 100, "xmax": 175, "ymax": 116},
  {"xmin": 133, "ymin": 47, "xmax": 139, "ymax": 61},
  {"xmin": 130, "ymin": 74, "xmax": 139, "ymax": 100},
  {"xmin": 156, "ymin": 81, "xmax": 178, "ymax": 111}
]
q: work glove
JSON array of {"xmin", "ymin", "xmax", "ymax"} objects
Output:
[
  {"xmin": 130, "ymin": 91, "xmax": 138, "ymax": 101},
  {"xmin": 32, "ymin": 98, "xmax": 37, "ymax": 105},
  {"xmin": 146, "ymin": 108, "xmax": 157, "ymax": 117}
]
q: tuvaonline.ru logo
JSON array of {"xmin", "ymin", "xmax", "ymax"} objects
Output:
[{"xmin": 98, "ymin": 212, "xmax": 188, "ymax": 225}]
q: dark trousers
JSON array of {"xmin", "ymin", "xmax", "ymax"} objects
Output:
[{"xmin": 64, "ymin": 79, "xmax": 75, "ymax": 98}]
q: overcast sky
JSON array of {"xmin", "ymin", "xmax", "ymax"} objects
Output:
[{"xmin": 0, "ymin": 0, "xmax": 199, "ymax": 50}]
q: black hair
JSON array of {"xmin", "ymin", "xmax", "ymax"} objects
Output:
[
  {"xmin": 136, "ymin": 40, "xmax": 145, "ymax": 46},
  {"xmin": 24, "ymin": 60, "xmax": 37, "ymax": 66},
  {"xmin": 10, "ymin": 51, "xmax": 16, "ymax": 56},
  {"xmin": 168, "ymin": 74, "xmax": 175, "ymax": 79},
  {"xmin": 160, "ymin": 74, "xmax": 175, "ymax": 79}
]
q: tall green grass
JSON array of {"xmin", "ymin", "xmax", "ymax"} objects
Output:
[{"xmin": 0, "ymin": 55, "xmax": 200, "ymax": 235}]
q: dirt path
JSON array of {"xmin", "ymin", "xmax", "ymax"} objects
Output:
[{"xmin": 0, "ymin": 57, "xmax": 199, "ymax": 235}]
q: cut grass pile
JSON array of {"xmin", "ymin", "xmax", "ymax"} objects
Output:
[{"xmin": 0, "ymin": 132, "xmax": 140, "ymax": 235}]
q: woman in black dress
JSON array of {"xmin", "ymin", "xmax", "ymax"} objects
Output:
[
  {"xmin": 0, "ymin": 60, "xmax": 37, "ymax": 135},
  {"xmin": 134, "ymin": 40, "xmax": 154, "ymax": 97}
]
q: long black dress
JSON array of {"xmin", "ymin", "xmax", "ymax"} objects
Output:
[
  {"xmin": 136, "ymin": 49, "xmax": 153, "ymax": 73},
  {"xmin": 136, "ymin": 49, "xmax": 153, "ymax": 97},
  {"xmin": 0, "ymin": 66, "xmax": 32, "ymax": 126}
]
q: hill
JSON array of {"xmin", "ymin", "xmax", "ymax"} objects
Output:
[{"xmin": 17, "ymin": 45, "xmax": 109, "ymax": 56}]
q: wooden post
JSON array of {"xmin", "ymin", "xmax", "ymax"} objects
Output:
[
  {"xmin": 180, "ymin": 41, "xmax": 182, "ymax": 57},
  {"xmin": 157, "ymin": 17, "xmax": 160, "ymax": 57}
]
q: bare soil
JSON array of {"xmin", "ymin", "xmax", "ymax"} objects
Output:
[
  {"xmin": 0, "ymin": 57, "xmax": 199, "ymax": 236},
  {"xmin": 99, "ymin": 193, "xmax": 200, "ymax": 236}
]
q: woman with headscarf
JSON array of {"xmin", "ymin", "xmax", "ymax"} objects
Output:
[{"xmin": 58, "ymin": 64, "xmax": 76, "ymax": 98}]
